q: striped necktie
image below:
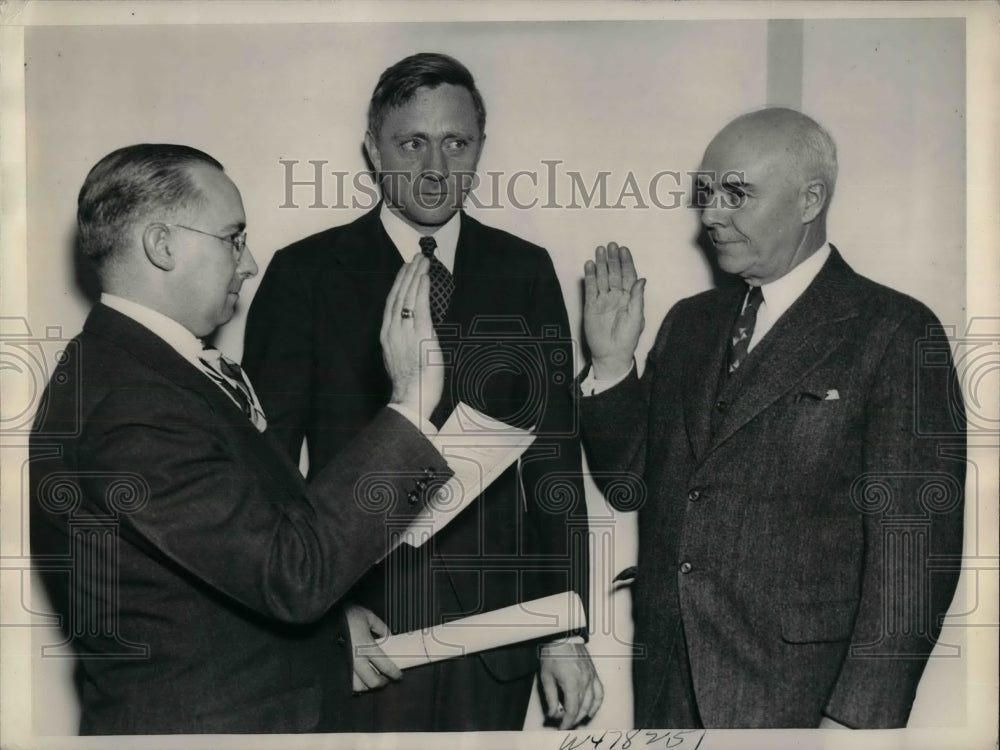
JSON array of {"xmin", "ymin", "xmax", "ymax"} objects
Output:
[
  {"xmin": 727, "ymin": 285, "xmax": 764, "ymax": 376},
  {"xmin": 419, "ymin": 235, "xmax": 455, "ymax": 325},
  {"xmin": 199, "ymin": 348, "xmax": 267, "ymax": 431}
]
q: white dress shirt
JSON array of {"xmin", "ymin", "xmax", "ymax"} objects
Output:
[
  {"xmin": 581, "ymin": 244, "xmax": 832, "ymax": 396},
  {"xmin": 380, "ymin": 202, "xmax": 460, "ymax": 272}
]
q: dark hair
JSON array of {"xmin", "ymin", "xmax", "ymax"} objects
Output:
[
  {"xmin": 367, "ymin": 52, "xmax": 486, "ymax": 138},
  {"xmin": 77, "ymin": 143, "xmax": 223, "ymax": 266}
]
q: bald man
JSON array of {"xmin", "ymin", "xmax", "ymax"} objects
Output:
[{"xmin": 578, "ymin": 109, "xmax": 965, "ymax": 728}]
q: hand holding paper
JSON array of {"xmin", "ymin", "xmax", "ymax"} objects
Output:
[{"xmin": 377, "ymin": 591, "xmax": 587, "ymax": 670}]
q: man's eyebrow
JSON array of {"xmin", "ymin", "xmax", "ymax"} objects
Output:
[{"xmin": 221, "ymin": 221, "xmax": 246, "ymax": 233}]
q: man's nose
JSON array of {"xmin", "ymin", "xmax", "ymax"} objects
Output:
[
  {"xmin": 700, "ymin": 199, "xmax": 727, "ymax": 228},
  {"xmin": 423, "ymin": 144, "xmax": 449, "ymax": 180},
  {"xmin": 238, "ymin": 246, "xmax": 259, "ymax": 278}
]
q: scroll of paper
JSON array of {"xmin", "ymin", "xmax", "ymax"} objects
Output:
[
  {"xmin": 373, "ymin": 591, "xmax": 586, "ymax": 670},
  {"xmin": 398, "ymin": 401, "xmax": 535, "ymax": 549}
]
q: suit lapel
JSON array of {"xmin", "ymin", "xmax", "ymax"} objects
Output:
[
  {"xmin": 704, "ymin": 247, "xmax": 862, "ymax": 456},
  {"xmin": 85, "ymin": 305, "xmax": 306, "ymax": 489},
  {"xmin": 683, "ymin": 285, "xmax": 743, "ymax": 462},
  {"xmin": 325, "ymin": 206, "xmax": 402, "ymax": 390}
]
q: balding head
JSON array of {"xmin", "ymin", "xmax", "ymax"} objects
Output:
[
  {"xmin": 707, "ymin": 108, "xmax": 838, "ymax": 205},
  {"xmin": 696, "ymin": 108, "xmax": 837, "ymax": 285}
]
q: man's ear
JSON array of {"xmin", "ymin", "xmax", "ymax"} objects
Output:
[
  {"xmin": 142, "ymin": 223, "xmax": 176, "ymax": 271},
  {"xmin": 363, "ymin": 131, "xmax": 382, "ymax": 174},
  {"xmin": 801, "ymin": 179, "xmax": 827, "ymax": 224}
]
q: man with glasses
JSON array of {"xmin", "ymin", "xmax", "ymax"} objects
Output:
[{"xmin": 30, "ymin": 143, "xmax": 450, "ymax": 734}]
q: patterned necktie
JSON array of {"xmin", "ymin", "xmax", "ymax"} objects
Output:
[
  {"xmin": 727, "ymin": 285, "xmax": 764, "ymax": 376},
  {"xmin": 419, "ymin": 235, "xmax": 455, "ymax": 325},
  {"xmin": 199, "ymin": 348, "xmax": 268, "ymax": 431}
]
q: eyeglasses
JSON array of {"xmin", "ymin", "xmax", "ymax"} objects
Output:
[{"xmin": 166, "ymin": 223, "xmax": 248, "ymax": 261}]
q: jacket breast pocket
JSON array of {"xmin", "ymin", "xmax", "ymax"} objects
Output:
[{"xmin": 780, "ymin": 598, "xmax": 859, "ymax": 644}]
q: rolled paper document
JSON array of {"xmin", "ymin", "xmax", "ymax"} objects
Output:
[{"xmin": 370, "ymin": 591, "xmax": 586, "ymax": 670}]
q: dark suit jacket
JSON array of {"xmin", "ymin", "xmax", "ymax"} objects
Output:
[
  {"xmin": 244, "ymin": 207, "xmax": 588, "ymax": 686},
  {"xmin": 29, "ymin": 304, "xmax": 450, "ymax": 734},
  {"xmin": 580, "ymin": 247, "xmax": 965, "ymax": 728}
]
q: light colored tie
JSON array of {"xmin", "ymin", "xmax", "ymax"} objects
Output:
[{"xmin": 198, "ymin": 348, "xmax": 268, "ymax": 431}]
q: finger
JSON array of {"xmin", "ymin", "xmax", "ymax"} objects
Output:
[
  {"xmin": 583, "ymin": 260, "xmax": 598, "ymax": 304},
  {"xmin": 357, "ymin": 660, "xmax": 387, "ymax": 690},
  {"xmin": 352, "ymin": 671, "xmax": 365, "ymax": 693},
  {"xmin": 569, "ymin": 679, "xmax": 591, "ymax": 728},
  {"xmin": 368, "ymin": 650, "xmax": 403, "ymax": 682},
  {"xmin": 414, "ymin": 273, "xmax": 432, "ymax": 329},
  {"xmin": 588, "ymin": 673, "xmax": 605, "ymax": 718},
  {"xmin": 594, "ymin": 245, "xmax": 608, "ymax": 294},
  {"xmin": 401, "ymin": 255, "xmax": 429, "ymax": 320},
  {"xmin": 576, "ymin": 680, "xmax": 595, "ymax": 727},
  {"xmin": 607, "ymin": 242, "xmax": 622, "ymax": 291},
  {"xmin": 381, "ymin": 262, "xmax": 410, "ymax": 339},
  {"xmin": 620, "ymin": 245, "xmax": 637, "ymax": 288},
  {"xmin": 366, "ymin": 611, "xmax": 389, "ymax": 639},
  {"xmin": 560, "ymin": 682, "xmax": 582, "ymax": 730},
  {"xmin": 539, "ymin": 669, "xmax": 561, "ymax": 721}
]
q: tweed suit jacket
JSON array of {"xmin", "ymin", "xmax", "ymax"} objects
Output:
[
  {"xmin": 29, "ymin": 304, "xmax": 450, "ymax": 734},
  {"xmin": 580, "ymin": 247, "xmax": 965, "ymax": 728},
  {"xmin": 243, "ymin": 207, "xmax": 588, "ymax": 686}
]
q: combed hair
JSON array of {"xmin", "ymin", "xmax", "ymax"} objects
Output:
[
  {"xmin": 77, "ymin": 144, "xmax": 223, "ymax": 266},
  {"xmin": 367, "ymin": 52, "xmax": 486, "ymax": 138}
]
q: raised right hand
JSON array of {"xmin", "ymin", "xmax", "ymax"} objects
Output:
[
  {"xmin": 583, "ymin": 242, "xmax": 645, "ymax": 380},
  {"xmin": 380, "ymin": 254, "xmax": 443, "ymax": 423}
]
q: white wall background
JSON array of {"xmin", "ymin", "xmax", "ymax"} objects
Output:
[{"xmin": 20, "ymin": 18, "xmax": 966, "ymax": 736}]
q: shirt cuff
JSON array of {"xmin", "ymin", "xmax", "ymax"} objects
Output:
[
  {"xmin": 387, "ymin": 403, "xmax": 439, "ymax": 438},
  {"xmin": 579, "ymin": 361, "xmax": 634, "ymax": 397}
]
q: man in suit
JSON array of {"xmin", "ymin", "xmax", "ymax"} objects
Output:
[
  {"xmin": 243, "ymin": 52, "xmax": 601, "ymax": 731},
  {"xmin": 29, "ymin": 144, "xmax": 451, "ymax": 734},
  {"xmin": 578, "ymin": 108, "xmax": 965, "ymax": 728}
]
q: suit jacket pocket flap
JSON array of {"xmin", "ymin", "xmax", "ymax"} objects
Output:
[{"xmin": 780, "ymin": 599, "xmax": 858, "ymax": 644}]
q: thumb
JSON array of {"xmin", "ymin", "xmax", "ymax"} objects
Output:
[{"xmin": 628, "ymin": 278, "xmax": 646, "ymax": 315}]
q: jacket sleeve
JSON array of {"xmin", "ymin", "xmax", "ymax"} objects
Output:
[
  {"xmin": 242, "ymin": 247, "xmax": 314, "ymax": 462},
  {"xmin": 823, "ymin": 307, "xmax": 965, "ymax": 727},
  {"xmin": 579, "ymin": 302, "xmax": 679, "ymax": 507},
  {"xmin": 77, "ymin": 387, "xmax": 452, "ymax": 625}
]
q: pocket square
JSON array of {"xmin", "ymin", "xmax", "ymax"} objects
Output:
[{"xmin": 824, "ymin": 389, "xmax": 840, "ymax": 401}]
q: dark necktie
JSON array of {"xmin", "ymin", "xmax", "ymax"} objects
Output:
[
  {"xmin": 199, "ymin": 348, "xmax": 267, "ymax": 430},
  {"xmin": 727, "ymin": 285, "xmax": 764, "ymax": 376},
  {"xmin": 419, "ymin": 235, "xmax": 455, "ymax": 325}
]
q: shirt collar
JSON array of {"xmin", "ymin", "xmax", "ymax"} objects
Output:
[
  {"xmin": 100, "ymin": 293, "xmax": 206, "ymax": 369},
  {"xmin": 379, "ymin": 203, "xmax": 460, "ymax": 273},
  {"xmin": 756, "ymin": 243, "xmax": 831, "ymax": 317}
]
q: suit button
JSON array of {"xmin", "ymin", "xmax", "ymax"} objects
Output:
[
  {"xmin": 679, "ymin": 561, "xmax": 693, "ymax": 574},
  {"xmin": 715, "ymin": 400, "xmax": 727, "ymax": 413},
  {"xmin": 687, "ymin": 489, "xmax": 701, "ymax": 502},
  {"xmin": 407, "ymin": 490, "xmax": 419, "ymax": 505}
]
